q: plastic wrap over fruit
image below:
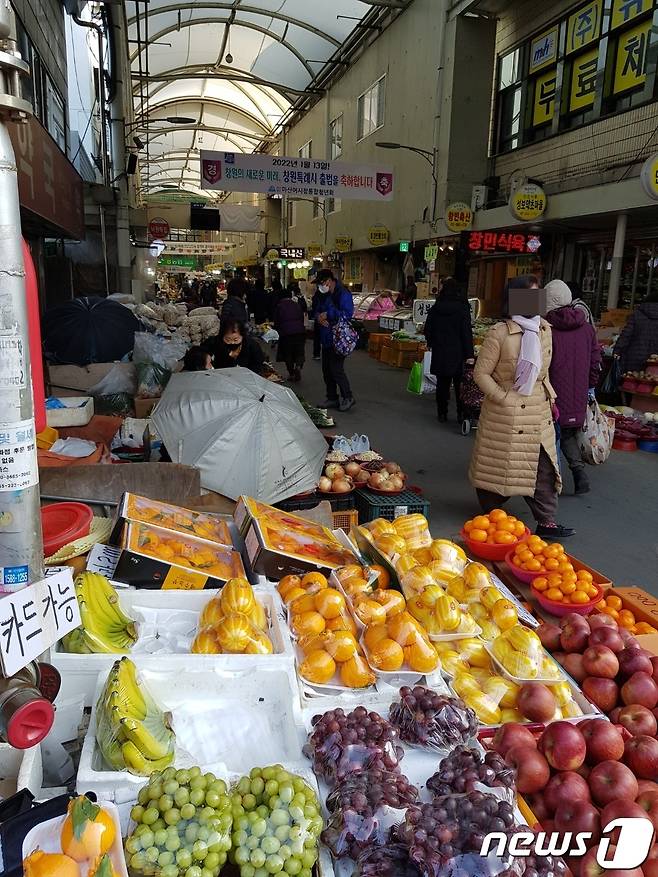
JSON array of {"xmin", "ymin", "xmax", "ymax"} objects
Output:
[
  {"xmin": 303, "ymin": 706, "xmax": 404, "ymax": 785},
  {"xmin": 426, "ymin": 746, "xmax": 516, "ymax": 800},
  {"xmin": 388, "ymin": 685, "xmax": 478, "ymax": 751},
  {"xmin": 321, "ymin": 768, "xmax": 418, "ymax": 859},
  {"xmin": 353, "ymin": 843, "xmax": 422, "ymax": 876},
  {"xmin": 392, "ymin": 514, "xmax": 432, "ymax": 551}
]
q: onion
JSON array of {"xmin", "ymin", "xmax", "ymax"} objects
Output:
[
  {"xmin": 355, "ymin": 469, "xmax": 370, "ymax": 484},
  {"xmin": 318, "ymin": 476, "xmax": 332, "ymax": 492},
  {"xmin": 380, "ymin": 480, "xmax": 397, "ymax": 492},
  {"xmin": 384, "ymin": 461, "xmax": 401, "ymax": 474},
  {"xmin": 325, "ymin": 463, "xmax": 345, "ymax": 479},
  {"xmin": 369, "ymin": 472, "xmax": 388, "ymax": 489},
  {"xmin": 389, "ymin": 475, "xmax": 404, "ymax": 490},
  {"xmin": 332, "ymin": 478, "xmax": 353, "ymax": 494},
  {"xmin": 344, "ymin": 461, "xmax": 361, "ymax": 477}
]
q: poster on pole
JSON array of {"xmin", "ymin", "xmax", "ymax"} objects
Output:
[{"xmin": 200, "ymin": 151, "xmax": 394, "ymax": 202}]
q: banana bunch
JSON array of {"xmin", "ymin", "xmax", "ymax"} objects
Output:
[
  {"xmin": 96, "ymin": 657, "xmax": 175, "ymax": 776},
  {"xmin": 61, "ymin": 572, "xmax": 137, "ymax": 654}
]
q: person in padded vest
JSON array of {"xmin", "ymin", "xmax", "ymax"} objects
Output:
[
  {"xmin": 545, "ymin": 279, "xmax": 602, "ymax": 496},
  {"xmin": 469, "ymin": 275, "xmax": 575, "ymax": 538},
  {"xmin": 274, "ymin": 284, "xmax": 307, "ymax": 382}
]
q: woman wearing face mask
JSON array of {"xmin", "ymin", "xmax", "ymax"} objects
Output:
[
  {"xmin": 315, "ymin": 268, "xmax": 355, "ymax": 412},
  {"xmin": 210, "ymin": 319, "xmax": 267, "ymax": 374},
  {"xmin": 468, "ymin": 275, "xmax": 574, "ymax": 538}
]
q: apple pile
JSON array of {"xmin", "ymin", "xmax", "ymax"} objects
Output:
[{"xmin": 492, "ymin": 717, "xmax": 658, "ymax": 877}]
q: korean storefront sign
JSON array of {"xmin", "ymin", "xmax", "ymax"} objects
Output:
[
  {"xmin": 163, "ymin": 241, "xmax": 236, "ymax": 256},
  {"xmin": 368, "ymin": 225, "xmax": 390, "ymax": 247},
  {"xmin": 264, "ymin": 246, "xmax": 306, "ymax": 261},
  {"xmin": 307, "ymin": 243, "xmax": 323, "ymax": 258},
  {"xmin": 533, "ymin": 68, "xmax": 557, "ymax": 126},
  {"xmin": 611, "ymin": 0, "xmax": 653, "ymax": 29},
  {"xmin": 529, "ymin": 27, "xmax": 559, "ymax": 73},
  {"xmin": 334, "ymin": 236, "xmax": 352, "ymax": 253},
  {"xmin": 509, "ymin": 183, "xmax": 547, "ymax": 222},
  {"xmin": 200, "ymin": 151, "xmax": 394, "ymax": 202},
  {"xmin": 424, "ymin": 244, "xmax": 439, "ymax": 262},
  {"xmin": 613, "ymin": 18, "xmax": 651, "ymax": 94},
  {"xmin": 570, "ymin": 47, "xmax": 600, "ymax": 111},
  {"xmin": 464, "ymin": 231, "xmax": 542, "ymax": 255},
  {"xmin": 445, "ymin": 202, "xmax": 473, "ymax": 233},
  {"xmin": 566, "ymin": 0, "xmax": 603, "ymax": 54},
  {"xmin": 158, "ymin": 255, "xmax": 197, "ymax": 269},
  {"xmin": 641, "ymin": 153, "xmax": 658, "ymax": 200}
]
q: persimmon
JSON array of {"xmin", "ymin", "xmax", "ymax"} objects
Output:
[{"xmin": 61, "ymin": 797, "xmax": 115, "ymax": 863}]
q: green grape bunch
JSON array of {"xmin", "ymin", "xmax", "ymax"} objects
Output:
[
  {"xmin": 124, "ymin": 766, "xmax": 233, "ymax": 877},
  {"xmin": 229, "ymin": 764, "xmax": 324, "ymax": 877}
]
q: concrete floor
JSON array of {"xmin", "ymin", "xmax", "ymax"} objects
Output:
[{"xmin": 291, "ymin": 346, "xmax": 658, "ymax": 593}]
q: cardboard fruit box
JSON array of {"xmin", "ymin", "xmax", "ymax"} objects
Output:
[
  {"xmin": 113, "ymin": 491, "xmax": 233, "ymax": 547},
  {"xmin": 234, "ymin": 495, "xmax": 336, "ymax": 542},
  {"xmin": 243, "ymin": 517, "xmax": 357, "ymax": 579}
]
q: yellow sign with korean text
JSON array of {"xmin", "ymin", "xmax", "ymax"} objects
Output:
[
  {"xmin": 334, "ymin": 235, "xmax": 352, "ymax": 253},
  {"xmin": 368, "ymin": 225, "xmax": 390, "ymax": 247},
  {"xmin": 570, "ymin": 47, "xmax": 600, "ymax": 111},
  {"xmin": 533, "ymin": 68, "xmax": 557, "ymax": 126},
  {"xmin": 307, "ymin": 242, "xmax": 323, "ymax": 258},
  {"xmin": 641, "ymin": 153, "xmax": 658, "ymax": 201},
  {"xmin": 510, "ymin": 183, "xmax": 547, "ymax": 222},
  {"xmin": 344, "ymin": 255, "xmax": 363, "ymax": 284},
  {"xmin": 445, "ymin": 202, "xmax": 473, "ymax": 233},
  {"xmin": 566, "ymin": 0, "xmax": 603, "ymax": 54},
  {"xmin": 614, "ymin": 19, "xmax": 651, "ymax": 93},
  {"xmin": 529, "ymin": 27, "xmax": 559, "ymax": 73},
  {"xmin": 611, "ymin": 0, "xmax": 653, "ymax": 30}
]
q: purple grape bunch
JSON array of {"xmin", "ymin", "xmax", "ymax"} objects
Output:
[
  {"xmin": 353, "ymin": 843, "xmax": 422, "ymax": 876},
  {"xmin": 304, "ymin": 706, "xmax": 404, "ymax": 784},
  {"xmin": 389, "ymin": 686, "xmax": 478, "ymax": 751},
  {"xmin": 427, "ymin": 745, "xmax": 516, "ymax": 797}
]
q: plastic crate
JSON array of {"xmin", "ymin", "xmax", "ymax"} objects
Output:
[
  {"xmin": 276, "ymin": 492, "xmax": 356, "ymax": 512},
  {"xmin": 355, "ymin": 487, "xmax": 430, "ymax": 522},
  {"xmin": 332, "ymin": 509, "xmax": 358, "ymax": 533}
]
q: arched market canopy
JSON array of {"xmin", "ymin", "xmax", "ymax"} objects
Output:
[{"xmin": 126, "ymin": 0, "xmax": 409, "ymax": 201}]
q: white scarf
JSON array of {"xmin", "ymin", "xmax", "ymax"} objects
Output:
[{"xmin": 511, "ymin": 315, "xmax": 541, "ymax": 395}]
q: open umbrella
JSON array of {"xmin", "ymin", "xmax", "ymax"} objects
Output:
[
  {"xmin": 151, "ymin": 368, "xmax": 328, "ymax": 503},
  {"xmin": 42, "ymin": 297, "xmax": 141, "ymax": 365}
]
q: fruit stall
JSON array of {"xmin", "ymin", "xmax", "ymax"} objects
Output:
[{"xmin": 6, "ymin": 480, "xmax": 658, "ymax": 877}]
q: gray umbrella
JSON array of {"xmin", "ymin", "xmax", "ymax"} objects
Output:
[{"xmin": 151, "ymin": 368, "xmax": 327, "ymax": 503}]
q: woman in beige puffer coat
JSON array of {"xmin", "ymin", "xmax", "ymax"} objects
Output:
[{"xmin": 468, "ymin": 308, "xmax": 573, "ymax": 537}]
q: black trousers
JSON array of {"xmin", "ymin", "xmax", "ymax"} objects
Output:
[
  {"xmin": 313, "ymin": 323, "xmax": 322, "ymax": 357},
  {"xmin": 435, "ymin": 370, "xmax": 462, "ymax": 417},
  {"xmin": 322, "ymin": 347, "xmax": 352, "ymax": 401},
  {"xmin": 560, "ymin": 426, "xmax": 585, "ymax": 473}
]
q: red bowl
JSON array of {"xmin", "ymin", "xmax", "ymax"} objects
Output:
[
  {"xmin": 532, "ymin": 583, "xmax": 603, "ymax": 617},
  {"xmin": 460, "ymin": 528, "xmax": 531, "ymax": 561},
  {"xmin": 505, "ymin": 547, "xmax": 545, "ymax": 584},
  {"xmin": 41, "ymin": 501, "xmax": 93, "ymax": 556}
]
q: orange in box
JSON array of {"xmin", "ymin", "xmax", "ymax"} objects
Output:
[{"xmin": 123, "ymin": 492, "xmax": 232, "ymax": 546}]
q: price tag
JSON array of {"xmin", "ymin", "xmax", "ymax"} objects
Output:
[
  {"xmin": 0, "ymin": 569, "xmax": 81, "ymax": 675},
  {"xmin": 86, "ymin": 543, "xmax": 122, "ymax": 578}
]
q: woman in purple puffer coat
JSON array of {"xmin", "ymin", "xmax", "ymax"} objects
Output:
[{"xmin": 545, "ymin": 279, "xmax": 602, "ymax": 496}]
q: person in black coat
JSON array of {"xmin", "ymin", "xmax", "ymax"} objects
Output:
[{"xmin": 423, "ymin": 278, "xmax": 474, "ymax": 422}]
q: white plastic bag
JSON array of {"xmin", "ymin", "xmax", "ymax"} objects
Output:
[
  {"xmin": 578, "ymin": 399, "xmax": 615, "ymax": 465},
  {"xmin": 422, "ymin": 351, "xmax": 437, "ymax": 393}
]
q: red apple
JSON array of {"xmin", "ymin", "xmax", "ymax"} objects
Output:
[
  {"xmin": 538, "ymin": 721, "xmax": 586, "ymax": 771},
  {"xmin": 588, "ymin": 614, "xmax": 618, "ymax": 631},
  {"xmin": 541, "ymin": 817, "xmax": 555, "ymax": 834},
  {"xmin": 560, "ymin": 612, "xmax": 591, "ymax": 631},
  {"xmin": 504, "ymin": 744, "xmax": 550, "ymax": 794},
  {"xmin": 564, "ymin": 652, "xmax": 588, "ymax": 683},
  {"xmin": 588, "ymin": 627, "xmax": 625, "ymax": 654},
  {"xmin": 554, "ymin": 799, "xmax": 600, "ymax": 843},
  {"xmin": 622, "ymin": 672, "xmax": 658, "ymax": 709},
  {"xmin": 525, "ymin": 792, "xmax": 550, "ymax": 823},
  {"xmin": 619, "ymin": 628, "xmax": 639, "ymax": 649},
  {"xmin": 639, "ymin": 780, "xmax": 658, "ymax": 797},
  {"xmin": 609, "ymin": 706, "xmax": 622, "ymax": 723},
  {"xmin": 580, "ymin": 843, "xmax": 644, "ymax": 877},
  {"xmin": 553, "ymin": 651, "xmax": 567, "ymax": 666},
  {"xmin": 618, "ymin": 647, "xmax": 654, "ymax": 678},
  {"xmin": 651, "ymin": 655, "xmax": 658, "ymax": 684},
  {"xmin": 580, "ymin": 718, "xmax": 625, "ymax": 764},
  {"xmin": 600, "ymin": 799, "xmax": 651, "ymax": 843},
  {"xmin": 582, "ymin": 645, "xmax": 620, "ymax": 679},
  {"xmin": 561, "ymin": 620, "xmax": 591, "ymax": 653},
  {"xmin": 637, "ymin": 790, "xmax": 658, "ymax": 830},
  {"xmin": 517, "ymin": 682, "xmax": 558, "ymax": 723},
  {"xmin": 543, "ymin": 770, "xmax": 591, "ymax": 813},
  {"xmin": 618, "ymin": 703, "xmax": 658, "ymax": 737},
  {"xmin": 625, "ymin": 734, "xmax": 658, "ymax": 779},
  {"xmin": 645, "ymin": 862, "xmax": 658, "ymax": 877},
  {"xmin": 589, "ymin": 759, "xmax": 639, "ymax": 806},
  {"xmin": 576, "ymin": 762, "xmax": 591, "ymax": 780},
  {"xmin": 537, "ymin": 622, "xmax": 562, "ymax": 652},
  {"xmin": 491, "ymin": 722, "xmax": 536, "ymax": 756},
  {"xmin": 582, "ymin": 676, "xmax": 620, "ymax": 713}
]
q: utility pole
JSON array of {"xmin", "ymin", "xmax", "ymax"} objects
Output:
[{"xmin": 0, "ymin": 0, "xmax": 43, "ymax": 590}]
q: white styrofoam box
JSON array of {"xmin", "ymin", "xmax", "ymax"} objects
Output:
[
  {"xmin": 50, "ymin": 587, "xmax": 294, "ymax": 706},
  {"xmin": 22, "ymin": 801, "xmax": 127, "ymax": 877},
  {"xmin": 78, "ymin": 663, "xmax": 305, "ymax": 805},
  {"xmin": 0, "ymin": 742, "xmax": 43, "ymax": 799},
  {"xmin": 46, "ymin": 396, "xmax": 94, "ymax": 427}
]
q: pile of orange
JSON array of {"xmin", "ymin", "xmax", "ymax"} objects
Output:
[
  {"xmin": 510, "ymin": 536, "xmax": 569, "ymax": 574},
  {"xmin": 532, "ymin": 568, "xmax": 598, "ymax": 605},
  {"xmin": 596, "ymin": 594, "xmax": 657, "ymax": 634},
  {"xmin": 463, "ymin": 510, "xmax": 526, "ymax": 546}
]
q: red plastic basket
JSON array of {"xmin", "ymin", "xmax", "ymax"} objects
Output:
[
  {"xmin": 460, "ymin": 527, "xmax": 531, "ymax": 561},
  {"xmin": 41, "ymin": 502, "xmax": 93, "ymax": 556},
  {"xmin": 532, "ymin": 583, "xmax": 603, "ymax": 617},
  {"xmin": 504, "ymin": 547, "xmax": 543, "ymax": 584}
]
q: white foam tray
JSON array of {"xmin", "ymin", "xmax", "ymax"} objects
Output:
[
  {"xmin": 0, "ymin": 742, "xmax": 42, "ymax": 799},
  {"xmin": 50, "ymin": 586, "xmax": 294, "ymax": 706},
  {"xmin": 46, "ymin": 396, "xmax": 94, "ymax": 427}
]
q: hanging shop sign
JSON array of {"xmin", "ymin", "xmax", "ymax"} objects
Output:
[
  {"xmin": 509, "ymin": 183, "xmax": 547, "ymax": 221},
  {"xmin": 307, "ymin": 243, "xmax": 324, "ymax": 258},
  {"xmin": 368, "ymin": 225, "xmax": 390, "ymax": 247},
  {"xmin": 566, "ymin": 0, "xmax": 603, "ymax": 55},
  {"xmin": 529, "ymin": 26, "xmax": 559, "ymax": 73},
  {"xmin": 263, "ymin": 246, "xmax": 305, "ymax": 261},
  {"xmin": 613, "ymin": 18, "xmax": 651, "ymax": 95},
  {"xmin": 424, "ymin": 244, "xmax": 439, "ymax": 262},
  {"xmin": 200, "ymin": 150, "xmax": 394, "ymax": 202},
  {"xmin": 163, "ymin": 241, "xmax": 235, "ymax": 256},
  {"xmin": 641, "ymin": 153, "xmax": 658, "ymax": 201},
  {"xmin": 158, "ymin": 255, "xmax": 197, "ymax": 269},
  {"xmin": 464, "ymin": 231, "xmax": 542, "ymax": 254},
  {"xmin": 445, "ymin": 202, "xmax": 474, "ymax": 233},
  {"xmin": 334, "ymin": 236, "xmax": 352, "ymax": 253},
  {"xmin": 148, "ymin": 217, "xmax": 170, "ymax": 240},
  {"xmin": 611, "ymin": 0, "xmax": 653, "ymax": 29}
]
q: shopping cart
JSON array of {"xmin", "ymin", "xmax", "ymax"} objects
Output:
[{"xmin": 459, "ymin": 362, "xmax": 484, "ymax": 436}]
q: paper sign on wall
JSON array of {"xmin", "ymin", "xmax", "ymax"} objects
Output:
[{"xmin": 0, "ymin": 419, "xmax": 38, "ymax": 493}]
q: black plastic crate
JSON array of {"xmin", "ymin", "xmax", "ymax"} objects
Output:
[
  {"xmin": 354, "ymin": 487, "xmax": 429, "ymax": 523},
  {"xmin": 276, "ymin": 492, "xmax": 356, "ymax": 513}
]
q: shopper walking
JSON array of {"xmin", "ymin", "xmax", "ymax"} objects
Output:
[
  {"xmin": 248, "ymin": 278, "xmax": 269, "ymax": 325},
  {"xmin": 469, "ymin": 275, "xmax": 574, "ymax": 537},
  {"xmin": 274, "ymin": 285, "xmax": 306, "ymax": 382},
  {"xmin": 222, "ymin": 274, "xmax": 249, "ymax": 323},
  {"xmin": 310, "ymin": 281, "xmax": 327, "ymax": 360},
  {"xmin": 545, "ymin": 279, "xmax": 602, "ymax": 495},
  {"xmin": 424, "ymin": 278, "xmax": 474, "ymax": 422},
  {"xmin": 316, "ymin": 268, "xmax": 355, "ymax": 412},
  {"xmin": 613, "ymin": 289, "xmax": 658, "ymax": 372}
]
